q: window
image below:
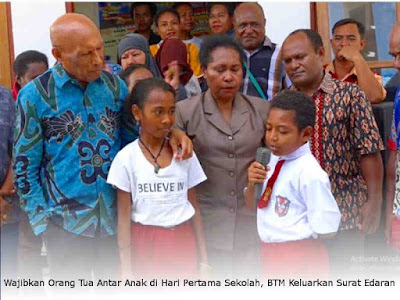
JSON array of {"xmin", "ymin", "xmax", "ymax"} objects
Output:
[{"xmin": 313, "ymin": 2, "xmax": 399, "ymax": 85}]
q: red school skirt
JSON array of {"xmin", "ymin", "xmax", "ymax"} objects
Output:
[
  {"xmin": 391, "ymin": 216, "xmax": 400, "ymax": 249},
  {"xmin": 130, "ymin": 221, "xmax": 198, "ymax": 279},
  {"xmin": 260, "ymin": 238, "xmax": 330, "ymax": 278}
]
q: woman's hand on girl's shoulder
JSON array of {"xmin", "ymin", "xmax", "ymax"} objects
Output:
[{"xmin": 169, "ymin": 128, "xmax": 193, "ymax": 161}]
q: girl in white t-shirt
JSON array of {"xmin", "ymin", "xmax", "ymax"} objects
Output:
[{"xmin": 107, "ymin": 78, "xmax": 209, "ymax": 279}]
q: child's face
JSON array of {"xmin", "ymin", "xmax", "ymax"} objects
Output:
[
  {"xmin": 126, "ymin": 68, "xmax": 153, "ymax": 92},
  {"xmin": 265, "ymin": 108, "xmax": 311, "ymax": 157},
  {"xmin": 133, "ymin": 88, "xmax": 176, "ymax": 139}
]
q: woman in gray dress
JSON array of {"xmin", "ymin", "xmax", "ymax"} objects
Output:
[{"xmin": 176, "ymin": 35, "xmax": 269, "ymax": 277}]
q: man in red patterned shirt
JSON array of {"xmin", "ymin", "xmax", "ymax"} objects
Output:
[
  {"xmin": 281, "ymin": 29, "xmax": 384, "ymax": 275},
  {"xmin": 325, "ymin": 18, "xmax": 386, "ymax": 104}
]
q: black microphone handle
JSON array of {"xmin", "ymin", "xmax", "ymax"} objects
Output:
[{"xmin": 254, "ymin": 147, "xmax": 271, "ymax": 204}]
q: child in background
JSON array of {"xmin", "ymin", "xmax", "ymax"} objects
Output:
[
  {"xmin": 119, "ymin": 64, "xmax": 154, "ymax": 93},
  {"xmin": 119, "ymin": 64, "xmax": 155, "ymax": 147},
  {"xmin": 245, "ymin": 91, "xmax": 341, "ymax": 278},
  {"xmin": 107, "ymin": 78, "xmax": 209, "ymax": 279}
]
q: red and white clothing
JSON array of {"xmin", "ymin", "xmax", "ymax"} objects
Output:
[
  {"xmin": 257, "ymin": 142, "xmax": 341, "ymax": 277},
  {"xmin": 324, "ymin": 61, "xmax": 387, "ymax": 100},
  {"xmin": 107, "ymin": 139, "xmax": 207, "ymax": 277},
  {"xmin": 107, "ymin": 140, "xmax": 206, "ymax": 227},
  {"xmin": 257, "ymin": 142, "xmax": 341, "ymax": 242}
]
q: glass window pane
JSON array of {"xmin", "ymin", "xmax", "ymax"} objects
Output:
[{"xmin": 328, "ymin": 2, "xmax": 396, "ymax": 67}]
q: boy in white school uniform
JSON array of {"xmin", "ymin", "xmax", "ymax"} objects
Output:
[{"xmin": 245, "ymin": 90, "xmax": 341, "ymax": 278}]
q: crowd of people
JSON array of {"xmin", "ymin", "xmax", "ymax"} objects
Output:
[{"xmin": 1, "ymin": 2, "xmax": 400, "ymax": 283}]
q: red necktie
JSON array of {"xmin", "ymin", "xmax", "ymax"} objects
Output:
[{"xmin": 257, "ymin": 160, "xmax": 285, "ymax": 209}]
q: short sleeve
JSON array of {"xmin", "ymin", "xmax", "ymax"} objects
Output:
[
  {"xmin": 107, "ymin": 151, "xmax": 132, "ymax": 193},
  {"xmin": 300, "ymin": 169, "xmax": 341, "ymax": 235},
  {"xmin": 187, "ymin": 152, "xmax": 207, "ymax": 189},
  {"xmin": 349, "ymin": 86, "xmax": 384, "ymax": 155}
]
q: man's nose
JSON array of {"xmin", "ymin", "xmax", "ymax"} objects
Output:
[
  {"xmin": 289, "ymin": 59, "xmax": 300, "ymax": 70},
  {"xmin": 93, "ymin": 51, "xmax": 103, "ymax": 66},
  {"xmin": 243, "ymin": 24, "xmax": 255, "ymax": 34},
  {"xmin": 340, "ymin": 38, "xmax": 350, "ymax": 46}
]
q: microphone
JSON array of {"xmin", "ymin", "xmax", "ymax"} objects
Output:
[{"xmin": 254, "ymin": 147, "xmax": 271, "ymax": 203}]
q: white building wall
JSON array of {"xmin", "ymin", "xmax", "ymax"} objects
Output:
[
  {"xmin": 260, "ymin": 2, "xmax": 311, "ymax": 45},
  {"xmin": 11, "ymin": 1, "xmax": 66, "ymax": 66},
  {"xmin": 10, "ymin": 2, "xmax": 311, "ymax": 66}
]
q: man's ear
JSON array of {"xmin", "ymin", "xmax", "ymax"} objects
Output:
[
  {"xmin": 16, "ymin": 75, "xmax": 22, "ymax": 86},
  {"xmin": 52, "ymin": 47, "xmax": 62, "ymax": 62},
  {"xmin": 318, "ymin": 45, "xmax": 325, "ymax": 59},
  {"xmin": 360, "ymin": 39, "xmax": 366, "ymax": 51}
]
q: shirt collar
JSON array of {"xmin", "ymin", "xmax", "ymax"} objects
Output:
[
  {"xmin": 318, "ymin": 71, "xmax": 336, "ymax": 95},
  {"xmin": 52, "ymin": 63, "xmax": 104, "ymax": 89},
  {"xmin": 263, "ymin": 35, "xmax": 273, "ymax": 48},
  {"xmin": 277, "ymin": 142, "xmax": 311, "ymax": 161},
  {"xmin": 326, "ymin": 60, "xmax": 357, "ymax": 80},
  {"xmin": 203, "ymin": 89, "xmax": 248, "ymax": 115},
  {"xmin": 288, "ymin": 71, "xmax": 335, "ymax": 96},
  {"xmin": 243, "ymin": 36, "xmax": 273, "ymax": 57}
]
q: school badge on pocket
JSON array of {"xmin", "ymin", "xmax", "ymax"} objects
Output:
[{"xmin": 275, "ymin": 195, "xmax": 290, "ymax": 217}]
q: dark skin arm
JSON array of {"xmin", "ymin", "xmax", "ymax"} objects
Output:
[
  {"xmin": 385, "ymin": 150, "xmax": 396, "ymax": 245},
  {"xmin": 117, "ymin": 189, "xmax": 133, "ymax": 279},
  {"xmin": 187, "ymin": 188, "xmax": 209, "ymax": 277},
  {"xmin": 169, "ymin": 128, "xmax": 193, "ymax": 161},
  {"xmin": 0, "ymin": 165, "xmax": 15, "ymax": 226},
  {"xmin": 336, "ymin": 48, "xmax": 385, "ymax": 104},
  {"xmin": 359, "ymin": 152, "xmax": 384, "ymax": 234}
]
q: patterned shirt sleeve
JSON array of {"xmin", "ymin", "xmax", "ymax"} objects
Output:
[
  {"xmin": 349, "ymin": 85, "xmax": 384, "ymax": 155},
  {"xmin": 13, "ymin": 84, "xmax": 49, "ymax": 233}
]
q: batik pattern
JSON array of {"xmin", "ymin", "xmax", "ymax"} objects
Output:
[
  {"xmin": 14, "ymin": 64, "xmax": 128, "ymax": 237},
  {"xmin": 290, "ymin": 73, "xmax": 384, "ymax": 230}
]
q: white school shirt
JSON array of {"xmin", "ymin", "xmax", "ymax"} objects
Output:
[
  {"xmin": 107, "ymin": 140, "xmax": 207, "ymax": 227},
  {"xmin": 257, "ymin": 142, "xmax": 341, "ymax": 243}
]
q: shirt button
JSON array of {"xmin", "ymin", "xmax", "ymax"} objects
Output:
[
  {"xmin": 228, "ymin": 135, "xmax": 233, "ymax": 140},
  {"xmin": 230, "ymin": 190, "xmax": 236, "ymax": 196},
  {"xmin": 230, "ymin": 208, "xmax": 236, "ymax": 213},
  {"xmin": 229, "ymin": 171, "xmax": 235, "ymax": 177},
  {"xmin": 228, "ymin": 153, "xmax": 234, "ymax": 158}
]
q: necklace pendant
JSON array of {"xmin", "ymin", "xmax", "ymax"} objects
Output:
[{"xmin": 154, "ymin": 162, "xmax": 160, "ymax": 174}]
